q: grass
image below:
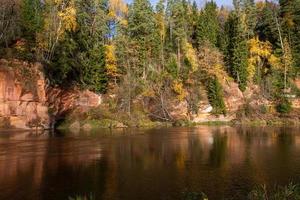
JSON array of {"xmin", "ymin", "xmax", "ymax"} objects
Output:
[
  {"xmin": 182, "ymin": 183, "xmax": 300, "ymax": 200},
  {"xmin": 248, "ymin": 183, "xmax": 300, "ymax": 200},
  {"xmin": 68, "ymin": 184, "xmax": 300, "ymax": 200}
]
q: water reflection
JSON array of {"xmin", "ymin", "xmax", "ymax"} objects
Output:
[{"xmin": 0, "ymin": 126, "xmax": 300, "ymax": 200}]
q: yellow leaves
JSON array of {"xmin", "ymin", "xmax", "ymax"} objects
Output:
[
  {"xmin": 105, "ymin": 44, "xmax": 118, "ymax": 78},
  {"xmin": 182, "ymin": 39, "xmax": 198, "ymax": 72},
  {"xmin": 58, "ymin": 4, "xmax": 77, "ymax": 32},
  {"xmin": 248, "ymin": 37, "xmax": 272, "ymax": 58},
  {"xmin": 38, "ymin": 0, "xmax": 77, "ymax": 56},
  {"xmin": 256, "ymin": 1, "xmax": 266, "ymax": 10},
  {"xmin": 119, "ymin": 19, "xmax": 128, "ymax": 27},
  {"xmin": 155, "ymin": 12, "xmax": 165, "ymax": 42},
  {"xmin": 268, "ymin": 55, "xmax": 280, "ymax": 69},
  {"xmin": 172, "ymin": 80, "xmax": 187, "ymax": 101},
  {"xmin": 247, "ymin": 37, "xmax": 279, "ymax": 80},
  {"xmin": 108, "ymin": 0, "xmax": 128, "ymax": 25},
  {"xmin": 142, "ymin": 88, "xmax": 156, "ymax": 97}
]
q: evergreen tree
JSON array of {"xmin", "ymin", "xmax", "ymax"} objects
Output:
[
  {"xmin": 280, "ymin": 0, "xmax": 300, "ymax": 75},
  {"xmin": 225, "ymin": 11, "xmax": 249, "ymax": 91},
  {"xmin": 21, "ymin": 0, "xmax": 43, "ymax": 40},
  {"xmin": 206, "ymin": 76, "xmax": 226, "ymax": 114},
  {"xmin": 75, "ymin": 0, "xmax": 109, "ymax": 93},
  {"xmin": 242, "ymin": 0, "xmax": 257, "ymax": 39},
  {"xmin": 196, "ymin": 1, "xmax": 220, "ymax": 47},
  {"xmin": 166, "ymin": 0, "xmax": 186, "ymax": 49},
  {"xmin": 256, "ymin": 2, "xmax": 280, "ymax": 50},
  {"xmin": 128, "ymin": 0, "xmax": 160, "ymax": 77}
]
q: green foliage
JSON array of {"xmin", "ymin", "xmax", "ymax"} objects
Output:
[
  {"xmin": 196, "ymin": 1, "xmax": 220, "ymax": 46},
  {"xmin": 166, "ymin": 55, "xmax": 179, "ymax": 79},
  {"xmin": 256, "ymin": 2, "xmax": 280, "ymax": 50},
  {"xmin": 206, "ymin": 77, "xmax": 226, "ymax": 115},
  {"xmin": 21, "ymin": 0, "xmax": 43, "ymax": 39},
  {"xmin": 166, "ymin": 0, "xmax": 187, "ymax": 48},
  {"xmin": 128, "ymin": 0, "xmax": 160, "ymax": 73},
  {"xmin": 225, "ymin": 11, "xmax": 249, "ymax": 91},
  {"xmin": 280, "ymin": 0, "xmax": 300, "ymax": 75},
  {"xmin": 276, "ymin": 98, "xmax": 292, "ymax": 114},
  {"xmin": 46, "ymin": 0, "xmax": 108, "ymax": 93}
]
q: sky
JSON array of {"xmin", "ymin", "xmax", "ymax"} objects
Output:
[{"xmin": 198, "ymin": 0, "xmax": 232, "ymax": 7}]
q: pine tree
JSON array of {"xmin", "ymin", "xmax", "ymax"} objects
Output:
[
  {"xmin": 256, "ymin": 2, "xmax": 280, "ymax": 50},
  {"xmin": 128, "ymin": 0, "xmax": 160, "ymax": 77},
  {"xmin": 21, "ymin": 0, "xmax": 43, "ymax": 40},
  {"xmin": 166, "ymin": 0, "xmax": 186, "ymax": 49},
  {"xmin": 225, "ymin": 11, "xmax": 249, "ymax": 91},
  {"xmin": 196, "ymin": 1, "xmax": 220, "ymax": 47},
  {"xmin": 156, "ymin": 0, "xmax": 166, "ymax": 70},
  {"xmin": 242, "ymin": 0, "xmax": 257, "ymax": 39},
  {"xmin": 280, "ymin": 0, "xmax": 300, "ymax": 75},
  {"xmin": 75, "ymin": 0, "xmax": 109, "ymax": 93},
  {"xmin": 206, "ymin": 76, "xmax": 226, "ymax": 114}
]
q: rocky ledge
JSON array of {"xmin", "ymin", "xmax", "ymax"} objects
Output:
[{"xmin": 0, "ymin": 59, "xmax": 101, "ymax": 129}]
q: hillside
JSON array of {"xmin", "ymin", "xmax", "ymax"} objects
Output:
[{"xmin": 1, "ymin": 0, "xmax": 300, "ymax": 129}]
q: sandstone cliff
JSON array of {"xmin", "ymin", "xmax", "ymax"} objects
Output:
[{"xmin": 0, "ymin": 59, "xmax": 101, "ymax": 129}]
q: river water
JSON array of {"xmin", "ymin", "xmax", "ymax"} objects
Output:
[{"xmin": 1, "ymin": 126, "xmax": 300, "ymax": 200}]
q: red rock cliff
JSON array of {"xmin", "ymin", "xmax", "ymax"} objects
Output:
[{"xmin": 0, "ymin": 59, "xmax": 101, "ymax": 129}]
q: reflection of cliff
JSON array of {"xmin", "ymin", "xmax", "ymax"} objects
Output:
[{"xmin": 0, "ymin": 132, "xmax": 103, "ymax": 200}]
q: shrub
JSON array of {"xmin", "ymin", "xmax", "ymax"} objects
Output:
[
  {"xmin": 276, "ymin": 99, "xmax": 292, "ymax": 114},
  {"xmin": 206, "ymin": 77, "xmax": 226, "ymax": 115}
]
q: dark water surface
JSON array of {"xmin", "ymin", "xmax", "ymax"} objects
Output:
[{"xmin": 1, "ymin": 126, "xmax": 300, "ymax": 200}]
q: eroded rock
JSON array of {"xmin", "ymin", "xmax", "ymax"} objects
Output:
[{"xmin": 0, "ymin": 59, "xmax": 102, "ymax": 130}]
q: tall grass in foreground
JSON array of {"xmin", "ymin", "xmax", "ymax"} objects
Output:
[
  {"xmin": 182, "ymin": 183, "xmax": 300, "ymax": 200},
  {"xmin": 68, "ymin": 183, "xmax": 300, "ymax": 200},
  {"xmin": 249, "ymin": 183, "xmax": 300, "ymax": 200}
]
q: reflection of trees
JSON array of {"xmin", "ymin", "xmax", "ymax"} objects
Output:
[
  {"xmin": 2, "ymin": 126, "xmax": 300, "ymax": 200},
  {"xmin": 209, "ymin": 130, "xmax": 228, "ymax": 168}
]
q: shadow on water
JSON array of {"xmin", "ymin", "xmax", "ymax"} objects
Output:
[{"xmin": 1, "ymin": 126, "xmax": 300, "ymax": 200}]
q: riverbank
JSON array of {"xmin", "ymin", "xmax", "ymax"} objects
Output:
[{"xmin": 56, "ymin": 108, "xmax": 300, "ymax": 132}]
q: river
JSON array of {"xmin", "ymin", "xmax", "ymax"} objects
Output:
[{"xmin": 1, "ymin": 126, "xmax": 300, "ymax": 200}]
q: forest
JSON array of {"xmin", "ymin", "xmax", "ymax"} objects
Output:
[{"xmin": 1, "ymin": 0, "xmax": 300, "ymax": 122}]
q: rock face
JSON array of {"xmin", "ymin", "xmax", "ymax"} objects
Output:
[
  {"xmin": 0, "ymin": 59, "xmax": 49, "ymax": 129},
  {"xmin": 222, "ymin": 80, "xmax": 244, "ymax": 113},
  {"xmin": 47, "ymin": 87, "xmax": 102, "ymax": 118},
  {"xmin": 0, "ymin": 59, "xmax": 101, "ymax": 129}
]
